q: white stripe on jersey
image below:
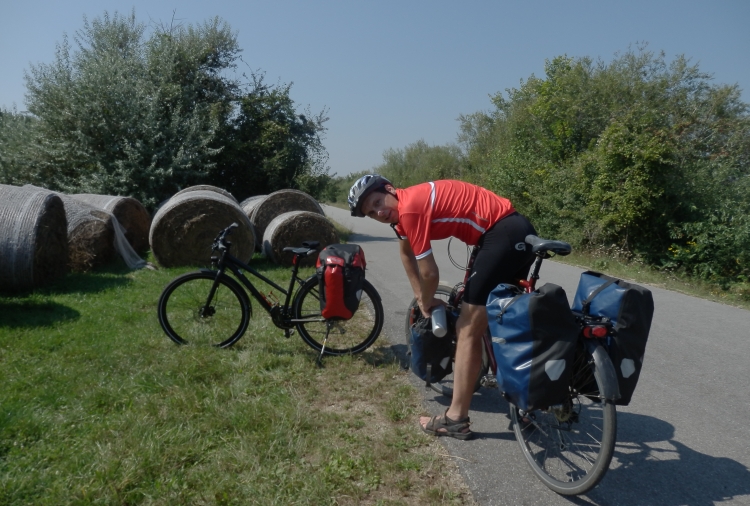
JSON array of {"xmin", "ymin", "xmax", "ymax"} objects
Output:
[{"xmin": 431, "ymin": 217, "xmax": 486, "ymax": 233}]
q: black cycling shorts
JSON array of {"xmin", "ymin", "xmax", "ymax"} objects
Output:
[{"xmin": 462, "ymin": 212, "xmax": 537, "ymax": 306}]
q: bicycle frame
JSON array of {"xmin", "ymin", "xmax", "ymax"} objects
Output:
[
  {"xmin": 450, "ymin": 246, "xmax": 547, "ymax": 377},
  {"xmin": 209, "ymin": 246, "xmax": 324, "ymax": 332}
]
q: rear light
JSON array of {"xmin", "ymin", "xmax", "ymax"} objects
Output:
[{"xmin": 583, "ymin": 325, "xmax": 608, "ymax": 338}]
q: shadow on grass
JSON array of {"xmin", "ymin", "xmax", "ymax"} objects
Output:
[
  {"xmin": 0, "ymin": 300, "xmax": 80, "ymax": 328},
  {"xmin": 37, "ymin": 261, "xmax": 133, "ymax": 296}
]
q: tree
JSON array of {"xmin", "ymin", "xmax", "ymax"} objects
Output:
[
  {"xmin": 14, "ymin": 10, "xmax": 331, "ymax": 209},
  {"xmin": 373, "ymin": 139, "xmax": 466, "ymax": 188},
  {"xmin": 210, "ymin": 75, "xmax": 331, "ymax": 202},
  {"xmin": 462, "ymin": 47, "xmax": 750, "ymax": 282},
  {"xmin": 0, "ymin": 108, "xmax": 39, "ymax": 185}
]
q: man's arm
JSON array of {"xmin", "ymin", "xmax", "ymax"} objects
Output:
[
  {"xmin": 399, "ymin": 239, "xmax": 440, "ymax": 316},
  {"xmin": 399, "ymin": 238, "xmax": 422, "ymax": 298}
]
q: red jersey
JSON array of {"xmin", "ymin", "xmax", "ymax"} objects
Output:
[{"xmin": 394, "ymin": 180, "xmax": 515, "ymax": 259}]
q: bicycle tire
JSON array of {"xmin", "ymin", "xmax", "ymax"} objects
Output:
[
  {"xmin": 510, "ymin": 341, "xmax": 617, "ymax": 496},
  {"xmin": 405, "ymin": 285, "xmax": 489, "ymax": 398},
  {"xmin": 292, "ymin": 276, "xmax": 384, "ymax": 356},
  {"xmin": 157, "ymin": 271, "xmax": 251, "ymax": 348}
]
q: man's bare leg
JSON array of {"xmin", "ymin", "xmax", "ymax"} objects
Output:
[{"xmin": 420, "ymin": 302, "xmax": 487, "ymax": 430}]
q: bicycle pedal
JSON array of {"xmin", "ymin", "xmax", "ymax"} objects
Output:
[{"xmin": 284, "ymin": 329, "xmax": 295, "ymax": 338}]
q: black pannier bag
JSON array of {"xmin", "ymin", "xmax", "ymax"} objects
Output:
[
  {"xmin": 486, "ymin": 283, "xmax": 579, "ymax": 411},
  {"xmin": 408, "ymin": 311, "xmax": 456, "ymax": 385},
  {"xmin": 315, "ymin": 244, "xmax": 366, "ymax": 320},
  {"xmin": 571, "ymin": 271, "xmax": 654, "ymax": 405}
]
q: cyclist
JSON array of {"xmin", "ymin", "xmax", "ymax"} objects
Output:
[{"xmin": 348, "ymin": 175, "xmax": 536, "ymax": 440}]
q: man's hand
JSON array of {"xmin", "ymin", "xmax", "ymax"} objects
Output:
[{"xmin": 418, "ymin": 297, "xmax": 447, "ymax": 318}]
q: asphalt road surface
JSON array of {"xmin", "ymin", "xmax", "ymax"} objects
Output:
[{"xmin": 323, "ymin": 205, "xmax": 750, "ymax": 506}]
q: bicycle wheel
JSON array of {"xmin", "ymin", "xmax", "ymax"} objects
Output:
[
  {"xmin": 405, "ymin": 285, "xmax": 489, "ymax": 398},
  {"xmin": 293, "ymin": 276, "xmax": 384, "ymax": 356},
  {"xmin": 157, "ymin": 271, "xmax": 251, "ymax": 348},
  {"xmin": 510, "ymin": 341, "xmax": 617, "ymax": 496}
]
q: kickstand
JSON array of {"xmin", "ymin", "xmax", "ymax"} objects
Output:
[{"xmin": 316, "ymin": 321, "xmax": 333, "ymax": 368}]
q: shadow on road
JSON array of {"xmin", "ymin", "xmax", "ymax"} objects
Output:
[
  {"xmin": 586, "ymin": 412, "xmax": 750, "ymax": 505},
  {"xmin": 423, "ymin": 382, "xmax": 750, "ymax": 504}
]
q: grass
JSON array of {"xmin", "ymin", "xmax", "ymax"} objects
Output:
[
  {"xmin": 0, "ymin": 258, "xmax": 473, "ymax": 505},
  {"xmin": 554, "ymin": 250, "xmax": 750, "ymax": 311}
]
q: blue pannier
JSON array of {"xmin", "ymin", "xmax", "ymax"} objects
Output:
[
  {"xmin": 571, "ymin": 271, "xmax": 654, "ymax": 405},
  {"xmin": 409, "ymin": 312, "xmax": 456, "ymax": 385},
  {"xmin": 486, "ymin": 283, "xmax": 578, "ymax": 411}
]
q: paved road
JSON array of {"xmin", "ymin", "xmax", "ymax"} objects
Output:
[{"xmin": 324, "ymin": 205, "xmax": 750, "ymax": 506}]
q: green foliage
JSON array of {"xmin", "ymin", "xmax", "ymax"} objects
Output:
[
  {"xmin": 374, "ymin": 139, "xmax": 467, "ymax": 188},
  {"xmin": 211, "ymin": 75, "xmax": 331, "ymax": 202},
  {"xmin": 464, "ymin": 47, "xmax": 750, "ymax": 284},
  {"xmin": 2, "ymin": 10, "xmax": 331, "ymax": 210},
  {"xmin": 0, "ymin": 108, "xmax": 39, "ymax": 185}
]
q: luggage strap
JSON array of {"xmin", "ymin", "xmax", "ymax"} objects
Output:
[{"xmin": 582, "ymin": 279, "xmax": 618, "ymax": 315}]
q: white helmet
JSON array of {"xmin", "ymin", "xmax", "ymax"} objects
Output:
[{"xmin": 348, "ymin": 174, "xmax": 393, "ymax": 217}]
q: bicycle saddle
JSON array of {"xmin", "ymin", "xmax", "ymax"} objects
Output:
[
  {"xmin": 283, "ymin": 241, "xmax": 320, "ymax": 256},
  {"xmin": 525, "ymin": 235, "xmax": 572, "ymax": 256}
]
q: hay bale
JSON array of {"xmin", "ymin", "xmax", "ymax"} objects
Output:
[
  {"xmin": 0, "ymin": 184, "xmax": 68, "ymax": 292},
  {"xmin": 173, "ymin": 185, "xmax": 237, "ymax": 204},
  {"xmin": 262, "ymin": 211, "xmax": 338, "ymax": 266},
  {"xmin": 150, "ymin": 190, "xmax": 255, "ymax": 267},
  {"xmin": 240, "ymin": 195, "xmax": 267, "ymax": 251},
  {"xmin": 240, "ymin": 195, "xmax": 266, "ymax": 208},
  {"xmin": 250, "ymin": 189, "xmax": 324, "ymax": 246},
  {"xmin": 23, "ymin": 185, "xmax": 116, "ymax": 272},
  {"xmin": 71, "ymin": 194, "xmax": 151, "ymax": 254}
]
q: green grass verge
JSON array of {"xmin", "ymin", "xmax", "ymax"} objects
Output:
[
  {"xmin": 555, "ymin": 250, "xmax": 750, "ymax": 310},
  {"xmin": 0, "ymin": 258, "xmax": 473, "ymax": 505}
]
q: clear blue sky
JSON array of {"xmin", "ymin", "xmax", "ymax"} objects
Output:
[{"xmin": 2, "ymin": 1, "xmax": 748, "ymax": 177}]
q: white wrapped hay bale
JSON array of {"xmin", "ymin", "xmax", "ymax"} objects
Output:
[
  {"xmin": 249, "ymin": 189, "xmax": 324, "ymax": 247},
  {"xmin": 70, "ymin": 194, "xmax": 151, "ymax": 254},
  {"xmin": 0, "ymin": 184, "xmax": 68, "ymax": 292},
  {"xmin": 240, "ymin": 195, "xmax": 266, "ymax": 209},
  {"xmin": 240, "ymin": 195, "xmax": 266, "ymax": 251},
  {"xmin": 173, "ymin": 185, "xmax": 238, "ymax": 204},
  {"xmin": 262, "ymin": 210, "xmax": 338, "ymax": 266},
  {"xmin": 150, "ymin": 190, "xmax": 255, "ymax": 267},
  {"xmin": 23, "ymin": 185, "xmax": 116, "ymax": 272}
]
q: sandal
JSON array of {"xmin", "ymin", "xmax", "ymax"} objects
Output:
[{"xmin": 421, "ymin": 410, "xmax": 473, "ymax": 440}]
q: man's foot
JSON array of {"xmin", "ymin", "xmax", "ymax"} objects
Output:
[{"xmin": 420, "ymin": 410, "xmax": 473, "ymax": 440}]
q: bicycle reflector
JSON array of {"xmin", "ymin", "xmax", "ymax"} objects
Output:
[{"xmin": 583, "ymin": 325, "xmax": 609, "ymax": 338}]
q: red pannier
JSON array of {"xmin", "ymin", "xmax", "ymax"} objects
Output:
[{"xmin": 315, "ymin": 244, "xmax": 366, "ymax": 320}]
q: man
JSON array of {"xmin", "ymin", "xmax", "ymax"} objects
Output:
[{"xmin": 348, "ymin": 174, "xmax": 536, "ymax": 440}]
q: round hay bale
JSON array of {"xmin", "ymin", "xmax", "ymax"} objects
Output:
[
  {"xmin": 23, "ymin": 185, "xmax": 116, "ymax": 272},
  {"xmin": 150, "ymin": 190, "xmax": 255, "ymax": 267},
  {"xmin": 240, "ymin": 194, "xmax": 266, "ymax": 208},
  {"xmin": 0, "ymin": 185, "xmax": 68, "ymax": 292},
  {"xmin": 250, "ymin": 189, "xmax": 324, "ymax": 246},
  {"xmin": 71, "ymin": 194, "xmax": 151, "ymax": 254},
  {"xmin": 173, "ymin": 185, "xmax": 237, "ymax": 204},
  {"xmin": 262, "ymin": 211, "xmax": 338, "ymax": 266},
  {"xmin": 241, "ymin": 195, "xmax": 267, "ymax": 251}
]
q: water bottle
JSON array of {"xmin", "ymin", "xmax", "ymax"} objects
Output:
[{"xmin": 431, "ymin": 304, "xmax": 448, "ymax": 338}]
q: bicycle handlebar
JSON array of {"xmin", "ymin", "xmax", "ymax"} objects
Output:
[{"xmin": 212, "ymin": 222, "xmax": 239, "ymax": 251}]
